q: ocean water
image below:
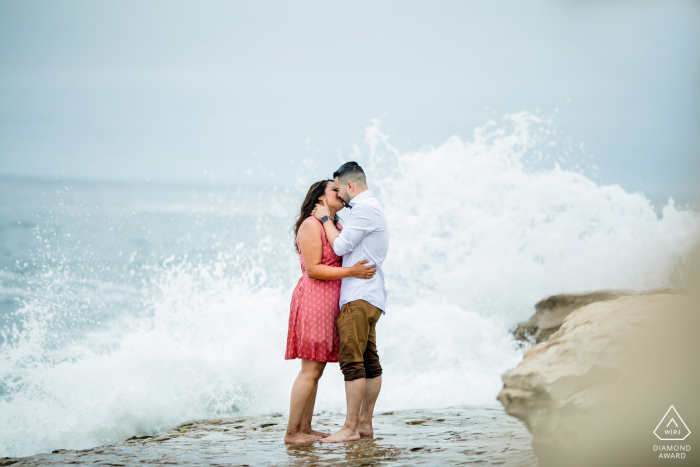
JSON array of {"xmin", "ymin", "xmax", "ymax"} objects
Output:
[{"xmin": 1, "ymin": 112, "xmax": 699, "ymax": 458}]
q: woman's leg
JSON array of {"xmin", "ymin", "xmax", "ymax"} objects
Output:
[
  {"xmin": 300, "ymin": 382, "xmax": 330, "ymax": 437},
  {"xmin": 284, "ymin": 359, "xmax": 327, "ymax": 443}
]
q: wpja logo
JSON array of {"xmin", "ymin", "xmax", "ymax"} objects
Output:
[{"xmin": 653, "ymin": 405, "xmax": 691, "ymax": 460}]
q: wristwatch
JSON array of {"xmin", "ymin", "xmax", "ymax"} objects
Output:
[{"xmin": 321, "ymin": 215, "xmax": 330, "ymax": 223}]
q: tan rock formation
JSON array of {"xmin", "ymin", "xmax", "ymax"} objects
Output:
[
  {"xmin": 512, "ymin": 287, "xmax": 683, "ymax": 344},
  {"xmin": 498, "ymin": 292, "xmax": 700, "ymax": 467}
]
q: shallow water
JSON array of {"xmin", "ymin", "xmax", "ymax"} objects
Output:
[{"xmin": 4, "ymin": 406, "xmax": 537, "ymax": 466}]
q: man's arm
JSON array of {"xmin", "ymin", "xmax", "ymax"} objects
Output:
[{"xmin": 314, "ymin": 202, "xmax": 375, "ymax": 256}]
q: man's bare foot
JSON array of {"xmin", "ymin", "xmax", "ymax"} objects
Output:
[
  {"xmin": 284, "ymin": 432, "xmax": 321, "ymax": 444},
  {"xmin": 302, "ymin": 427, "xmax": 330, "ymax": 438},
  {"xmin": 319, "ymin": 426, "xmax": 361, "ymax": 443},
  {"xmin": 358, "ymin": 422, "xmax": 374, "ymax": 436}
]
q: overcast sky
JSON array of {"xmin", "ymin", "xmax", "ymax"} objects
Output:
[{"xmin": 1, "ymin": 0, "xmax": 698, "ymax": 203}]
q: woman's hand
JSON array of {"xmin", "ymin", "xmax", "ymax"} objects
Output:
[
  {"xmin": 350, "ymin": 260, "xmax": 377, "ymax": 279},
  {"xmin": 312, "ymin": 202, "xmax": 330, "ymax": 221}
]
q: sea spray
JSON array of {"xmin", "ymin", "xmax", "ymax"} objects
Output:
[{"xmin": 365, "ymin": 113, "xmax": 699, "ymax": 321}]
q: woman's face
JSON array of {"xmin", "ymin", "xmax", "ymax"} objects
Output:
[{"xmin": 321, "ymin": 181, "xmax": 345, "ymax": 212}]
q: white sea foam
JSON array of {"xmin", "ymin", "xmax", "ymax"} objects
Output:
[
  {"xmin": 1, "ymin": 112, "xmax": 698, "ymax": 457},
  {"xmin": 368, "ymin": 113, "xmax": 699, "ymax": 321}
]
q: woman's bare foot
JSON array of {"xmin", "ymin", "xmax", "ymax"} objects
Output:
[
  {"xmin": 284, "ymin": 432, "xmax": 321, "ymax": 444},
  {"xmin": 319, "ymin": 426, "xmax": 361, "ymax": 443},
  {"xmin": 303, "ymin": 428, "xmax": 330, "ymax": 437},
  {"xmin": 358, "ymin": 422, "xmax": 374, "ymax": 436}
]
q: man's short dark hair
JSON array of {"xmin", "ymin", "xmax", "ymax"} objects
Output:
[{"xmin": 333, "ymin": 161, "xmax": 367, "ymax": 186}]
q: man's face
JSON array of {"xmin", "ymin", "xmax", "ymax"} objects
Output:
[{"xmin": 334, "ymin": 177, "xmax": 351, "ymax": 206}]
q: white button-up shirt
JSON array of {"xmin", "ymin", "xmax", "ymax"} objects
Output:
[{"xmin": 333, "ymin": 189, "xmax": 390, "ymax": 313}]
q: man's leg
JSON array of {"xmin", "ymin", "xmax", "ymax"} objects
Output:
[
  {"xmin": 320, "ymin": 377, "xmax": 365, "ymax": 443},
  {"xmin": 321, "ymin": 301, "xmax": 369, "ymax": 443},
  {"xmin": 359, "ymin": 375, "xmax": 381, "ymax": 436},
  {"xmin": 359, "ymin": 308, "xmax": 383, "ymax": 436}
]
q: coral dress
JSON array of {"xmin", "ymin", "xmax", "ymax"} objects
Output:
[{"xmin": 285, "ymin": 216, "xmax": 343, "ymax": 362}]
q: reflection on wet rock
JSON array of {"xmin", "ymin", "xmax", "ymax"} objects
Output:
[{"xmin": 1, "ymin": 407, "xmax": 537, "ymax": 466}]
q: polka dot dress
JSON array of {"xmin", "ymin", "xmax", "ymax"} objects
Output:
[{"xmin": 285, "ymin": 216, "xmax": 343, "ymax": 362}]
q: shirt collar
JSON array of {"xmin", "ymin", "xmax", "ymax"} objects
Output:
[{"xmin": 348, "ymin": 189, "xmax": 373, "ymax": 208}]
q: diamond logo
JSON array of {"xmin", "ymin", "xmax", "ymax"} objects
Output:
[{"xmin": 653, "ymin": 405, "xmax": 691, "ymax": 441}]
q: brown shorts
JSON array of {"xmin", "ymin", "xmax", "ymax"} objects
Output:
[{"xmin": 337, "ymin": 299, "xmax": 383, "ymax": 381}]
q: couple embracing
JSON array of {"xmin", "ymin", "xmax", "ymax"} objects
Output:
[{"xmin": 284, "ymin": 161, "xmax": 389, "ymax": 444}]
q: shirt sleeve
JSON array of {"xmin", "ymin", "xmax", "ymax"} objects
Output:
[{"xmin": 333, "ymin": 202, "xmax": 375, "ymax": 256}]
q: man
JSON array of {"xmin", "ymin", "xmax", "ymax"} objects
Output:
[{"xmin": 312, "ymin": 161, "xmax": 389, "ymax": 443}]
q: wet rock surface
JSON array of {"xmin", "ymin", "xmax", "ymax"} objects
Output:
[{"xmin": 1, "ymin": 406, "xmax": 537, "ymax": 466}]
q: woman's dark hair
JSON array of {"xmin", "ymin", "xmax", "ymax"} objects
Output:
[{"xmin": 292, "ymin": 180, "xmax": 340, "ymax": 253}]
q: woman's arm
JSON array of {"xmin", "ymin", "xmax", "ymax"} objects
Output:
[
  {"xmin": 297, "ymin": 219, "xmax": 376, "ymax": 280},
  {"xmin": 313, "ymin": 201, "xmax": 373, "ymax": 256}
]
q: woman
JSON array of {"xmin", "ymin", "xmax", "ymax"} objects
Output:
[{"xmin": 284, "ymin": 179, "xmax": 376, "ymax": 443}]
